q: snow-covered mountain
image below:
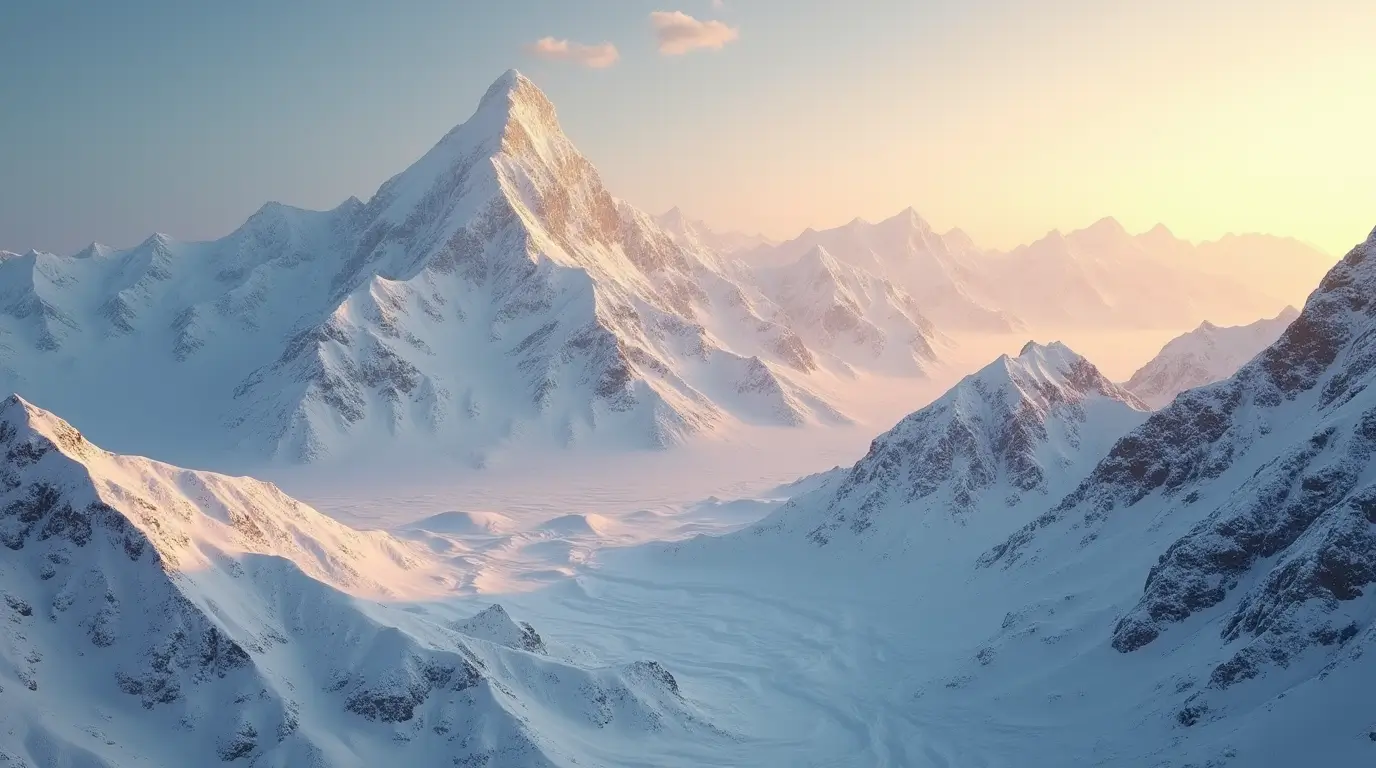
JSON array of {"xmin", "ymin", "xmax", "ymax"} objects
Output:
[
  {"xmin": 750, "ymin": 245, "xmax": 940, "ymax": 374},
  {"xmin": 745, "ymin": 213, "xmax": 1333, "ymax": 332},
  {"xmin": 743, "ymin": 209, "xmax": 1020, "ymax": 333},
  {"xmin": 1124, "ymin": 305, "xmax": 1300, "ymax": 408},
  {"xmin": 653, "ymin": 207, "xmax": 774, "ymax": 255},
  {"xmin": 0, "ymin": 71, "xmax": 863, "ymax": 465},
  {"xmin": 753, "ymin": 341, "xmax": 1148, "ymax": 551},
  {"xmin": 0, "ymin": 394, "xmax": 703, "ymax": 767},
  {"xmin": 971, "ymin": 225, "xmax": 1376, "ymax": 764}
]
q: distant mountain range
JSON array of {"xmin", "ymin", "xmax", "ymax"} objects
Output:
[
  {"xmin": 0, "ymin": 70, "xmax": 1332, "ymax": 470},
  {"xmin": 1124, "ymin": 305, "xmax": 1301, "ymax": 408},
  {"xmin": 739, "ymin": 212, "xmax": 1330, "ymax": 332}
]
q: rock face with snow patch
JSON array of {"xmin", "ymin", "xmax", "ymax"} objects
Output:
[
  {"xmin": 0, "ymin": 395, "xmax": 701, "ymax": 767},
  {"xmin": 761, "ymin": 342, "xmax": 1148, "ymax": 547},
  {"xmin": 982, "ymin": 227, "xmax": 1376, "ymax": 725},
  {"xmin": 1124, "ymin": 306, "xmax": 1300, "ymax": 408}
]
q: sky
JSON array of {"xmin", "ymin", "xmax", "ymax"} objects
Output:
[{"xmin": 2, "ymin": 0, "xmax": 1374, "ymax": 256}]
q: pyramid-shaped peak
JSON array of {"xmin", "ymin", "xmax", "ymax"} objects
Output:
[
  {"xmin": 879, "ymin": 207, "xmax": 933, "ymax": 233},
  {"xmin": 1, "ymin": 393, "xmax": 35, "ymax": 420},
  {"xmin": 1083, "ymin": 216, "xmax": 1128, "ymax": 236},
  {"xmin": 477, "ymin": 68, "xmax": 555, "ymax": 116},
  {"xmin": 1277, "ymin": 305, "xmax": 1301, "ymax": 321}
]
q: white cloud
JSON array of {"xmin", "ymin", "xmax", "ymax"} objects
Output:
[
  {"xmin": 525, "ymin": 37, "xmax": 620, "ymax": 69},
  {"xmin": 650, "ymin": 11, "xmax": 740, "ymax": 56}
]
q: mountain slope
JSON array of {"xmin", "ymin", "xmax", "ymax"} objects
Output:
[
  {"xmin": 0, "ymin": 71, "xmax": 858, "ymax": 465},
  {"xmin": 751, "ymin": 245, "xmax": 940, "ymax": 374},
  {"xmin": 1125, "ymin": 305, "xmax": 1300, "ymax": 408},
  {"xmin": 0, "ymin": 394, "xmax": 704, "ymax": 767},
  {"xmin": 742, "ymin": 209, "xmax": 1021, "ymax": 333},
  {"xmin": 751, "ymin": 342, "xmax": 1148, "ymax": 552},
  {"xmin": 976, "ymin": 225, "xmax": 1376, "ymax": 759}
]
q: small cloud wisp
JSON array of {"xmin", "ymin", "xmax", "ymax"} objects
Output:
[
  {"xmin": 525, "ymin": 37, "xmax": 621, "ymax": 69},
  {"xmin": 650, "ymin": 11, "xmax": 739, "ymax": 56}
]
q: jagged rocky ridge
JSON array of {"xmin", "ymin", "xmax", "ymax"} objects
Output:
[
  {"xmin": 0, "ymin": 71, "xmax": 876, "ymax": 465},
  {"xmin": 981, "ymin": 226, "xmax": 1376, "ymax": 728},
  {"xmin": 753, "ymin": 342, "xmax": 1149, "ymax": 548},
  {"xmin": 1124, "ymin": 305, "xmax": 1300, "ymax": 408},
  {"xmin": 0, "ymin": 394, "xmax": 699, "ymax": 767}
]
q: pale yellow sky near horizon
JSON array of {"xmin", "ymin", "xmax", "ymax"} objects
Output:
[{"xmin": 593, "ymin": 0, "xmax": 1376, "ymax": 258}]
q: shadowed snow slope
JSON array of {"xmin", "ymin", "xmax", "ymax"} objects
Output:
[
  {"xmin": 0, "ymin": 395, "xmax": 706, "ymax": 767},
  {"xmin": 749, "ymin": 341, "xmax": 1149, "ymax": 553},
  {"xmin": 0, "ymin": 71, "xmax": 869, "ymax": 466},
  {"xmin": 1124, "ymin": 305, "xmax": 1300, "ymax": 408}
]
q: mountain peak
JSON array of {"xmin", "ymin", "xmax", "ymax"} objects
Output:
[
  {"xmin": 990, "ymin": 342, "xmax": 1144, "ymax": 410},
  {"xmin": 0, "ymin": 392, "xmax": 33, "ymax": 419},
  {"xmin": 475, "ymin": 68, "xmax": 557, "ymax": 125},
  {"xmin": 0, "ymin": 393, "xmax": 96, "ymax": 462},
  {"xmin": 479, "ymin": 68, "xmax": 534, "ymax": 106},
  {"xmin": 1015, "ymin": 340, "xmax": 1077, "ymax": 366},
  {"xmin": 1085, "ymin": 216, "xmax": 1127, "ymax": 235},
  {"xmin": 879, "ymin": 206, "xmax": 933, "ymax": 234}
]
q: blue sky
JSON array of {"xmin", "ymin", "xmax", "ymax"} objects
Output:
[{"xmin": 3, "ymin": 0, "xmax": 1373, "ymax": 255}]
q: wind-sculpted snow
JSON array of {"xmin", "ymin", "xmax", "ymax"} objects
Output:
[
  {"xmin": 981, "ymin": 227, "xmax": 1376, "ymax": 727},
  {"xmin": 0, "ymin": 71, "xmax": 865, "ymax": 465},
  {"xmin": 0, "ymin": 395, "xmax": 706, "ymax": 767},
  {"xmin": 1125, "ymin": 306, "xmax": 1300, "ymax": 408},
  {"xmin": 754, "ymin": 342, "xmax": 1148, "ymax": 549}
]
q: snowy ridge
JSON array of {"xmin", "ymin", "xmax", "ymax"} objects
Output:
[
  {"xmin": 0, "ymin": 394, "xmax": 705, "ymax": 767},
  {"xmin": 752, "ymin": 341, "xmax": 1148, "ymax": 550},
  {"xmin": 977, "ymin": 225, "xmax": 1376, "ymax": 745},
  {"xmin": 1124, "ymin": 305, "xmax": 1300, "ymax": 407}
]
